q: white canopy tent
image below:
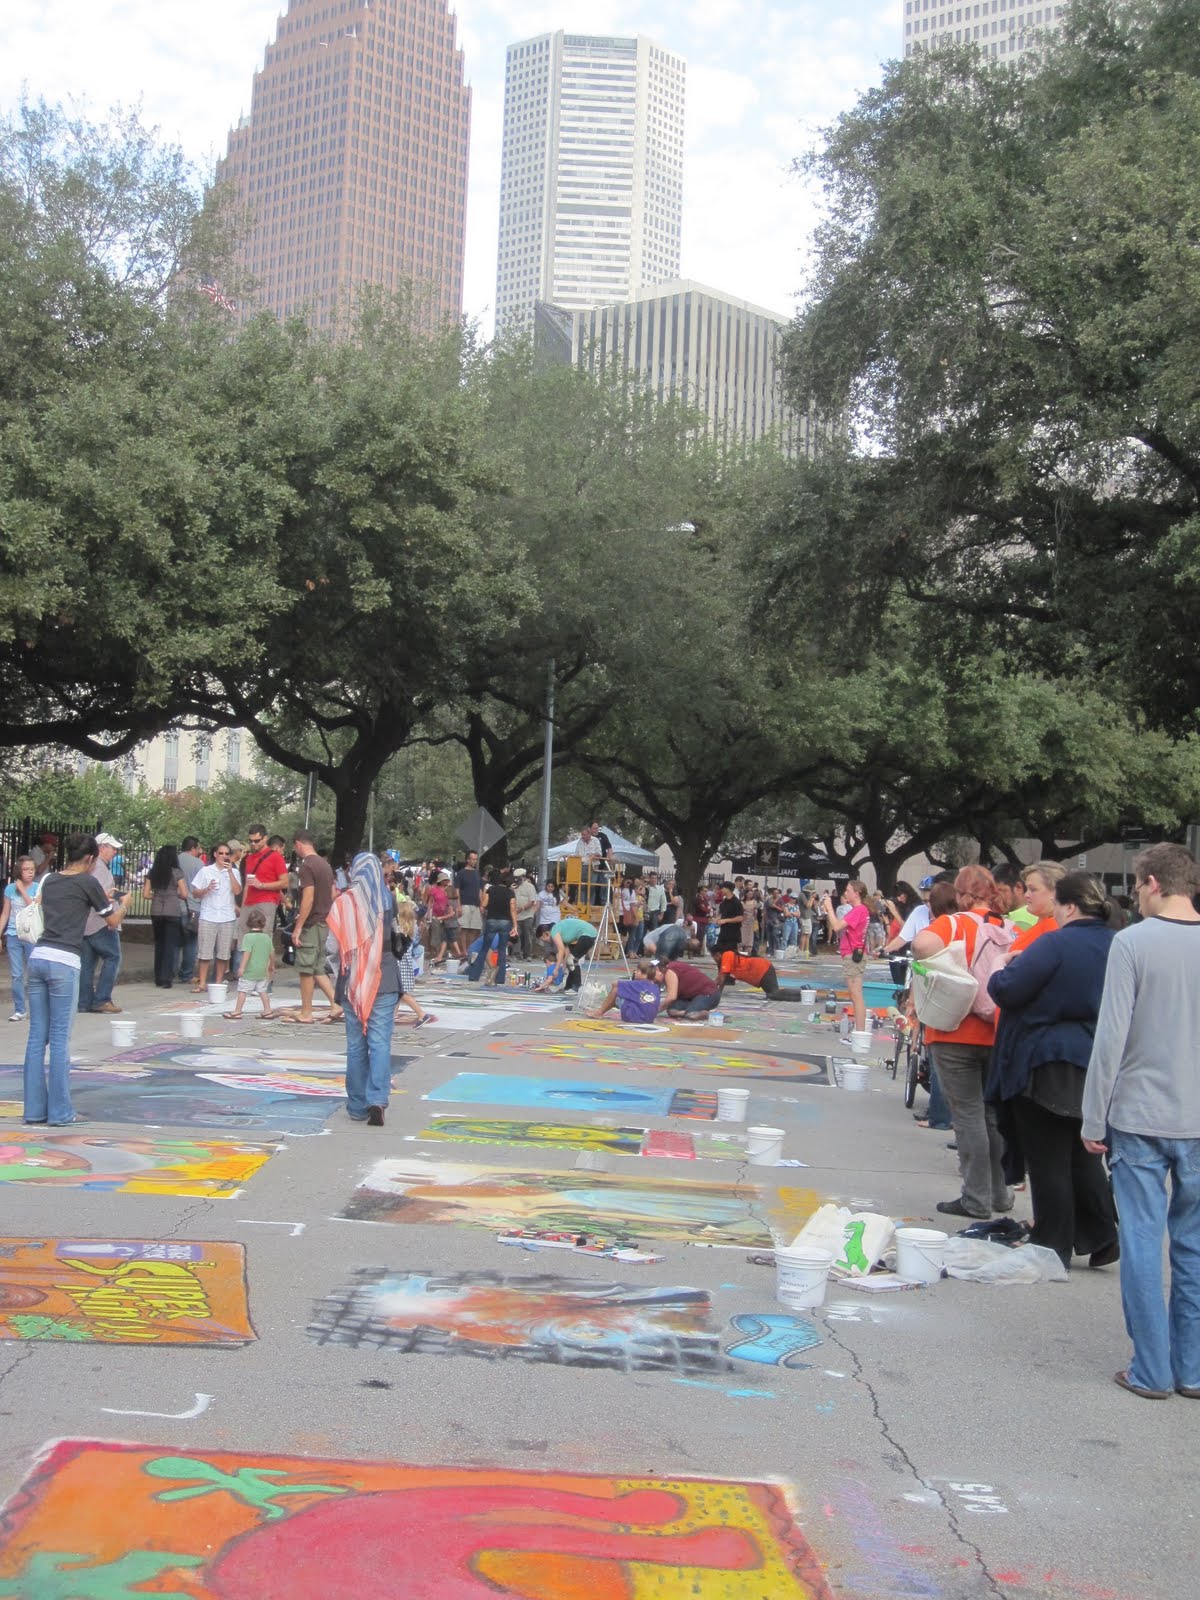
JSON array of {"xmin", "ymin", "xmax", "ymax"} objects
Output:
[{"xmin": 547, "ymin": 829, "xmax": 659, "ymax": 871}]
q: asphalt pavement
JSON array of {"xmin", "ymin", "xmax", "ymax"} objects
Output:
[{"xmin": 0, "ymin": 955, "xmax": 1193, "ymax": 1599}]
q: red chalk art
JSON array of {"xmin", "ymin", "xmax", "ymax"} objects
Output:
[{"xmin": 0, "ymin": 1441, "xmax": 835, "ymax": 1598}]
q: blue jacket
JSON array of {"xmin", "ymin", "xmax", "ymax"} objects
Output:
[{"xmin": 985, "ymin": 919, "xmax": 1115, "ymax": 1102}]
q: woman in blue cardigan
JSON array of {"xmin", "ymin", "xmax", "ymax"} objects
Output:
[{"xmin": 987, "ymin": 871, "xmax": 1119, "ymax": 1270}]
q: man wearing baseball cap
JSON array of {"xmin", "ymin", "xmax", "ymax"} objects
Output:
[{"xmin": 79, "ymin": 832, "xmax": 132, "ymax": 1013}]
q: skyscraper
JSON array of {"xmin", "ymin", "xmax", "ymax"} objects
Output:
[
  {"xmin": 219, "ymin": 0, "xmax": 470, "ymax": 328},
  {"xmin": 496, "ymin": 32, "xmax": 685, "ymax": 327},
  {"xmin": 904, "ymin": 0, "xmax": 1068, "ymax": 63}
]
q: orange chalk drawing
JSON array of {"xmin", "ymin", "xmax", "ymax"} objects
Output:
[
  {"xmin": 0, "ymin": 1441, "xmax": 836, "ymax": 1599},
  {"xmin": 0, "ymin": 1240, "xmax": 256, "ymax": 1345}
]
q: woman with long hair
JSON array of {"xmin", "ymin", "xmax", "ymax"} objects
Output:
[
  {"xmin": 328, "ymin": 852, "xmax": 403, "ymax": 1127},
  {"xmin": 988, "ymin": 872, "xmax": 1119, "ymax": 1268},
  {"xmin": 143, "ymin": 845, "xmax": 188, "ymax": 989},
  {"xmin": 393, "ymin": 898, "xmax": 436, "ymax": 1028},
  {"xmin": 23, "ymin": 834, "xmax": 128, "ymax": 1124},
  {"xmin": 913, "ymin": 864, "xmax": 1014, "ymax": 1219}
]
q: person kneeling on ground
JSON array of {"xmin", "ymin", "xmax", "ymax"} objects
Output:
[
  {"xmin": 716, "ymin": 949, "xmax": 805, "ymax": 1001},
  {"xmin": 590, "ymin": 963, "xmax": 662, "ymax": 1023},
  {"xmin": 653, "ymin": 957, "xmax": 721, "ymax": 1020},
  {"xmin": 534, "ymin": 916, "xmax": 597, "ymax": 992}
]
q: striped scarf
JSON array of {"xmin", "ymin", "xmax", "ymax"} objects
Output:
[{"xmin": 328, "ymin": 852, "xmax": 390, "ymax": 1031}]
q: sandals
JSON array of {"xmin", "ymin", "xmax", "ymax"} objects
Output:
[
  {"xmin": 1114, "ymin": 1369, "xmax": 1172, "ymax": 1400},
  {"xmin": 318, "ymin": 1010, "xmax": 345, "ymax": 1024},
  {"xmin": 222, "ymin": 1012, "xmax": 241, "ymax": 1020},
  {"xmin": 413, "ymin": 1014, "xmax": 437, "ymax": 1027}
]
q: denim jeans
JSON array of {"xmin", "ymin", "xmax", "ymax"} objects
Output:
[
  {"xmin": 178, "ymin": 924, "xmax": 198, "ymax": 983},
  {"xmin": 6, "ymin": 934, "xmax": 28, "ymax": 1014},
  {"xmin": 671, "ymin": 989, "xmax": 720, "ymax": 1017},
  {"xmin": 925, "ymin": 1061, "xmax": 952, "ymax": 1129},
  {"xmin": 1108, "ymin": 1129, "xmax": 1200, "ymax": 1393},
  {"xmin": 23, "ymin": 957, "xmax": 81, "ymax": 1123},
  {"xmin": 343, "ymin": 992, "xmax": 400, "ymax": 1118},
  {"xmin": 79, "ymin": 926, "xmax": 121, "ymax": 1010},
  {"xmin": 469, "ymin": 919, "xmax": 512, "ymax": 986}
]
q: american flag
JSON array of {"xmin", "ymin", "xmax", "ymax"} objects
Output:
[{"xmin": 197, "ymin": 282, "xmax": 237, "ymax": 313}]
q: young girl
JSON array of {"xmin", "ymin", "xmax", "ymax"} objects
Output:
[
  {"xmin": 393, "ymin": 899, "xmax": 436, "ymax": 1027},
  {"xmin": 1, "ymin": 857, "xmax": 41, "ymax": 1021}
]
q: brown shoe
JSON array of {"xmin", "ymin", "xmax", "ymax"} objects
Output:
[
  {"xmin": 1178, "ymin": 1385, "xmax": 1200, "ymax": 1399},
  {"xmin": 1114, "ymin": 1369, "xmax": 1172, "ymax": 1399},
  {"xmin": 91, "ymin": 1002, "xmax": 122, "ymax": 1014}
]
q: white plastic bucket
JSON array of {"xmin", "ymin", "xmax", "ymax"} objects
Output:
[
  {"xmin": 840, "ymin": 1061, "xmax": 871, "ymax": 1092},
  {"xmin": 179, "ymin": 1013, "xmax": 204, "ymax": 1040},
  {"xmin": 708, "ymin": 1010, "xmax": 725, "ymax": 1027},
  {"xmin": 775, "ymin": 1245, "xmax": 834, "ymax": 1310},
  {"xmin": 801, "ymin": 989, "xmax": 817, "ymax": 1004},
  {"xmin": 851, "ymin": 1030, "xmax": 873, "ymax": 1056},
  {"xmin": 716, "ymin": 1086, "xmax": 750, "ymax": 1123},
  {"xmin": 110, "ymin": 1019, "xmax": 136, "ymax": 1048},
  {"xmin": 746, "ymin": 1125, "xmax": 784, "ymax": 1165},
  {"xmin": 895, "ymin": 1227, "xmax": 949, "ymax": 1283},
  {"xmin": 207, "ymin": 983, "xmax": 227, "ymax": 1008}
]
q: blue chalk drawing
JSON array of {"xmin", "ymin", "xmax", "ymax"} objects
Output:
[
  {"xmin": 725, "ymin": 1312, "xmax": 823, "ymax": 1367},
  {"xmin": 426, "ymin": 1073, "xmax": 681, "ymax": 1115}
]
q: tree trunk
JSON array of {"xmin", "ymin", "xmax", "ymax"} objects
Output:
[
  {"xmin": 672, "ymin": 827, "xmax": 711, "ymax": 906},
  {"xmin": 328, "ymin": 745, "xmax": 393, "ymax": 864}
]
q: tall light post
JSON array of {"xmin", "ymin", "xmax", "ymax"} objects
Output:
[{"xmin": 538, "ymin": 658, "xmax": 555, "ymax": 884}]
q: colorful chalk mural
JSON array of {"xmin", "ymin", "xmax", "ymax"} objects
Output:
[
  {"xmin": 0, "ymin": 1064, "xmax": 340, "ymax": 1133},
  {"xmin": 0, "ymin": 1130, "xmax": 276, "ymax": 1197},
  {"xmin": 725, "ymin": 1314, "xmax": 822, "ymax": 1368},
  {"xmin": 560, "ymin": 1018, "xmax": 745, "ymax": 1042},
  {"xmin": 0, "ymin": 1239, "xmax": 255, "ymax": 1345},
  {"xmin": 308, "ymin": 1269, "xmax": 730, "ymax": 1373},
  {"xmin": 0, "ymin": 1441, "xmax": 833, "ymax": 1598},
  {"xmin": 474, "ymin": 1039, "xmax": 830, "ymax": 1084},
  {"xmin": 426, "ymin": 1074, "xmax": 718, "ymax": 1119},
  {"xmin": 421, "ymin": 1117, "xmax": 744, "ymax": 1161},
  {"xmin": 339, "ymin": 1160, "xmax": 818, "ymax": 1245}
]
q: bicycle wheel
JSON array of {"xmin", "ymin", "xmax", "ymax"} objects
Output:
[{"xmin": 903, "ymin": 1034, "xmax": 920, "ymax": 1108}]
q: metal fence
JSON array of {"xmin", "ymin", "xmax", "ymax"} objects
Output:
[{"xmin": 0, "ymin": 818, "xmax": 155, "ymax": 918}]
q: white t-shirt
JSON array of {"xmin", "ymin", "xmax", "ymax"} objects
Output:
[
  {"xmin": 192, "ymin": 863, "xmax": 241, "ymax": 923},
  {"xmin": 899, "ymin": 904, "xmax": 933, "ymax": 943},
  {"xmin": 535, "ymin": 889, "xmax": 559, "ymax": 927},
  {"xmin": 575, "ymin": 835, "xmax": 601, "ymax": 859}
]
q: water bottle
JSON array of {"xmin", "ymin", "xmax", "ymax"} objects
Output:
[{"xmin": 839, "ymin": 1009, "xmax": 853, "ymax": 1040}]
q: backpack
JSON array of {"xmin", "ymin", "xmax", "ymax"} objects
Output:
[
  {"xmin": 14, "ymin": 891, "xmax": 44, "ymax": 945},
  {"xmin": 955, "ymin": 912, "xmax": 1017, "ymax": 1021}
]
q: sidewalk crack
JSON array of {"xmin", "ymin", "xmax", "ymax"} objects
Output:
[{"xmin": 821, "ymin": 1319, "xmax": 1006, "ymax": 1599}]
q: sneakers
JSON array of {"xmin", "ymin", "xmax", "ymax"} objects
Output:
[{"xmin": 9, "ymin": 1011, "xmax": 24, "ymax": 1022}]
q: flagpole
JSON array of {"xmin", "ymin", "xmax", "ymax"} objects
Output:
[{"xmin": 538, "ymin": 658, "xmax": 554, "ymax": 884}]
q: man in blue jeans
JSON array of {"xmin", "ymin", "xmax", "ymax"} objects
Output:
[
  {"xmin": 1083, "ymin": 842, "xmax": 1200, "ymax": 1401},
  {"xmin": 78, "ymin": 832, "xmax": 126, "ymax": 1013}
]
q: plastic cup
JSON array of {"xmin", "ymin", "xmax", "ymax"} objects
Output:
[
  {"xmin": 746, "ymin": 1125, "xmax": 785, "ymax": 1165},
  {"xmin": 708, "ymin": 1010, "xmax": 725, "ymax": 1027},
  {"xmin": 716, "ymin": 1086, "xmax": 750, "ymax": 1123},
  {"xmin": 775, "ymin": 1245, "xmax": 834, "ymax": 1310}
]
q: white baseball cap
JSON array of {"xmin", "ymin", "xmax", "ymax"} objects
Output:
[{"xmin": 95, "ymin": 832, "xmax": 123, "ymax": 849}]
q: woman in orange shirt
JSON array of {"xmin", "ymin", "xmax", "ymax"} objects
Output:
[
  {"xmin": 1013, "ymin": 861, "xmax": 1067, "ymax": 953},
  {"xmin": 913, "ymin": 864, "xmax": 1014, "ymax": 1220}
]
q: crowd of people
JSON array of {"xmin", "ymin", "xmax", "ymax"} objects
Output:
[{"xmin": 4, "ymin": 823, "xmax": 1197, "ymax": 1401}]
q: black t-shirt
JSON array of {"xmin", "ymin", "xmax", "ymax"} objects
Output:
[
  {"xmin": 716, "ymin": 896, "xmax": 744, "ymax": 950},
  {"xmin": 38, "ymin": 872, "xmax": 113, "ymax": 954},
  {"xmin": 484, "ymin": 882, "xmax": 515, "ymax": 923},
  {"xmin": 456, "ymin": 866, "xmax": 481, "ymax": 908}
]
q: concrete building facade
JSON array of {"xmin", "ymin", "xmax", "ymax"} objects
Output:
[
  {"xmin": 219, "ymin": 0, "xmax": 470, "ymax": 328},
  {"xmin": 496, "ymin": 31, "xmax": 684, "ymax": 326},
  {"xmin": 904, "ymin": 0, "xmax": 1068, "ymax": 62},
  {"xmin": 537, "ymin": 280, "xmax": 813, "ymax": 458}
]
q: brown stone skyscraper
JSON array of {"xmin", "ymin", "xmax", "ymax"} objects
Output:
[{"xmin": 220, "ymin": 0, "xmax": 470, "ymax": 327}]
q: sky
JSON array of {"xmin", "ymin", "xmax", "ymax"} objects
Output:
[{"xmin": 2, "ymin": 0, "xmax": 900, "ymax": 331}]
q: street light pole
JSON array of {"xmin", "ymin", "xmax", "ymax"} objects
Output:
[{"xmin": 539, "ymin": 657, "xmax": 555, "ymax": 884}]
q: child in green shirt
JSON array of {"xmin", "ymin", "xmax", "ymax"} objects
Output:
[{"xmin": 225, "ymin": 910, "xmax": 275, "ymax": 1019}]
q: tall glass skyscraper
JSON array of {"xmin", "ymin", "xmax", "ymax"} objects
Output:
[
  {"xmin": 495, "ymin": 32, "xmax": 685, "ymax": 327},
  {"xmin": 219, "ymin": 0, "xmax": 470, "ymax": 328}
]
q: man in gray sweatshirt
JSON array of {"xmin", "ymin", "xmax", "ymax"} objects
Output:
[{"xmin": 1082, "ymin": 842, "xmax": 1200, "ymax": 1400}]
